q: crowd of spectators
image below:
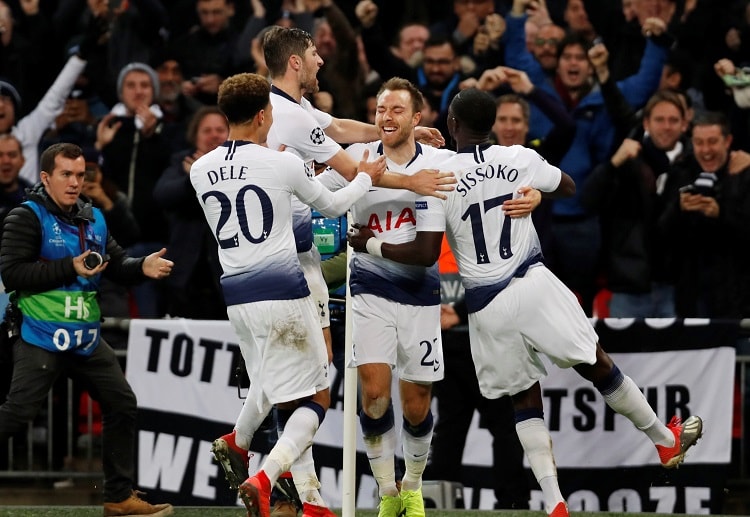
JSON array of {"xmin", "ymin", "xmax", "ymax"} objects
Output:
[
  {"xmin": 0, "ymin": 0, "xmax": 749, "ymax": 510},
  {"xmin": 0, "ymin": 0, "xmax": 748, "ymax": 321}
]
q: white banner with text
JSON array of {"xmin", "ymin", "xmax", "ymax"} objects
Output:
[{"xmin": 126, "ymin": 318, "xmax": 735, "ymax": 513}]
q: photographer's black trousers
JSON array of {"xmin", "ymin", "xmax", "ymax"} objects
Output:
[{"xmin": 0, "ymin": 338, "xmax": 137, "ymax": 503}]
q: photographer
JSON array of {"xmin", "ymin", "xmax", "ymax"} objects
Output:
[
  {"xmin": 661, "ymin": 111, "xmax": 750, "ymax": 318},
  {"xmin": 0, "ymin": 143, "xmax": 174, "ymax": 516}
]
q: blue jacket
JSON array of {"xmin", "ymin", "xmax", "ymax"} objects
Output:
[{"xmin": 505, "ymin": 14, "xmax": 667, "ymax": 216}]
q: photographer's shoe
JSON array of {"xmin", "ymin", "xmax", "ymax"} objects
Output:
[{"xmin": 103, "ymin": 490, "xmax": 173, "ymax": 516}]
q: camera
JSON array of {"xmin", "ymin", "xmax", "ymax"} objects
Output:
[{"xmin": 83, "ymin": 251, "xmax": 110, "ymax": 270}]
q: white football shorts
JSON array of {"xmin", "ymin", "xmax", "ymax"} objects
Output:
[
  {"xmin": 349, "ymin": 293, "xmax": 443, "ymax": 383},
  {"xmin": 468, "ymin": 265, "xmax": 598, "ymax": 399},
  {"xmin": 227, "ymin": 296, "xmax": 330, "ymax": 410},
  {"xmin": 298, "ymin": 247, "xmax": 330, "ymax": 328}
]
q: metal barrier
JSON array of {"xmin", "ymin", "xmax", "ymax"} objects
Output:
[{"xmin": 2, "ymin": 318, "xmax": 750, "ymax": 485}]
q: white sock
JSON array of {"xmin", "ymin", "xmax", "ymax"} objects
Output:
[
  {"xmin": 363, "ymin": 425, "xmax": 398, "ymax": 497},
  {"xmin": 603, "ymin": 374, "xmax": 673, "ymax": 446},
  {"xmin": 516, "ymin": 418, "xmax": 564, "ymax": 513},
  {"xmin": 234, "ymin": 390, "xmax": 272, "ymax": 450},
  {"xmin": 401, "ymin": 422, "xmax": 433, "ymax": 491},
  {"xmin": 263, "ymin": 406, "xmax": 320, "ymax": 486},
  {"xmin": 291, "ymin": 446, "xmax": 326, "ymax": 506}
]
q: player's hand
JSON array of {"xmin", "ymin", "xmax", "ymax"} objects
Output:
[
  {"xmin": 440, "ymin": 303, "xmax": 461, "ymax": 330},
  {"xmin": 357, "ymin": 149, "xmax": 386, "ymax": 184},
  {"xmin": 408, "ymin": 169, "xmax": 456, "ymax": 200},
  {"xmin": 346, "ymin": 223, "xmax": 375, "ymax": 253},
  {"xmin": 503, "ymin": 186, "xmax": 541, "ymax": 218},
  {"xmin": 415, "ymin": 126, "xmax": 445, "ymax": 148}
]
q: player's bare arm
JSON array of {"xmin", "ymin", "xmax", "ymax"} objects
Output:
[
  {"xmin": 378, "ymin": 168, "xmax": 457, "ymax": 200},
  {"xmin": 326, "ymin": 116, "xmax": 446, "ymax": 149},
  {"xmin": 347, "ymin": 224, "xmax": 443, "ymax": 266},
  {"xmin": 325, "ymin": 117, "xmax": 379, "ymax": 144},
  {"xmin": 325, "ymin": 149, "xmax": 456, "ymax": 199},
  {"xmin": 502, "ymin": 185, "xmax": 542, "ymax": 218},
  {"xmin": 546, "ymin": 172, "xmax": 576, "ymax": 199}
]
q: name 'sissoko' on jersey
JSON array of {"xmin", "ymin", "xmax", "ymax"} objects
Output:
[{"xmin": 457, "ymin": 163, "xmax": 519, "ymax": 196}]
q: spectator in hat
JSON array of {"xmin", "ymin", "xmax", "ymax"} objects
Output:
[{"xmin": 151, "ymin": 53, "xmax": 203, "ymax": 156}]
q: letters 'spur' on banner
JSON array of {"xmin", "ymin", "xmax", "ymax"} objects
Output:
[{"xmin": 126, "ymin": 318, "xmax": 735, "ymax": 512}]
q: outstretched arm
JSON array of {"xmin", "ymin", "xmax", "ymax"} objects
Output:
[{"xmin": 325, "ymin": 148, "xmax": 457, "ymax": 199}]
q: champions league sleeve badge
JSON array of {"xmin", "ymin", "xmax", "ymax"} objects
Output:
[{"xmin": 310, "ymin": 127, "xmax": 326, "ymax": 145}]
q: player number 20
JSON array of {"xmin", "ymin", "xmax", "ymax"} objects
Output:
[{"xmin": 202, "ymin": 186, "xmax": 274, "ymax": 248}]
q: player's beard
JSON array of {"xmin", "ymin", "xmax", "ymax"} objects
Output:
[
  {"xmin": 300, "ymin": 67, "xmax": 320, "ymax": 95},
  {"xmin": 380, "ymin": 125, "xmax": 412, "ymax": 150}
]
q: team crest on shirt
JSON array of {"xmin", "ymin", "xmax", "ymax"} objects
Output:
[{"xmin": 310, "ymin": 127, "xmax": 325, "ymax": 145}]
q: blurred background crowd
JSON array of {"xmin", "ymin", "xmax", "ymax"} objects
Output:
[{"xmin": 0, "ymin": 0, "xmax": 749, "ymax": 323}]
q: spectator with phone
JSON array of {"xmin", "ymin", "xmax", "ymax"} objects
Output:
[{"xmin": 661, "ymin": 111, "xmax": 750, "ymax": 318}]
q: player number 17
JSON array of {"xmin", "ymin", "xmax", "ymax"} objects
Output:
[{"xmin": 460, "ymin": 194, "xmax": 513, "ymax": 264}]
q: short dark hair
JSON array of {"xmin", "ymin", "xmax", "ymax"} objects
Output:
[
  {"xmin": 377, "ymin": 77, "xmax": 424, "ymax": 114},
  {"xmin": 556, "ymin": 32, "xmax": 590, "ymax": 61},
  {"xmin": 496, "ymin": 94, "xmax": 530, "ymax": 123},
  {"xmin": 450, "ymin": 88, "xmax": 496, "ymax": 133},
  {"xmin": 423, "ymin": 34, "xmax": 458, "ymax": 56},
  {"xmin": 692, "ymin": 111, "xmax": 730, "ymax": 137},
  {"xmin": 663, "ymin": 49, "xmax": 693, "ymax": 91},
  {"xmin": 218, "ymin": 73, "xmax": 271, "ymax": 125},
  {"xmin": 40, "ymin": 143, "xmax": 83, "ymax": 175},
  {"xmin": 263, "ymin": 26, "xmax": 315, "ymax": 78}
]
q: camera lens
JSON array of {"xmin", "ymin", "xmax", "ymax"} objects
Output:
[{"xmin": 83, "ymin": 252, "xmax": 103, "ymax": 270}]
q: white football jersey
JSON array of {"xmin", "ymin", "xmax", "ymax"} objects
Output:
[
  {"xmin": 326, "ymin": 141, "xmax": 454, "ymax": 306},
  {"xmin": 416, "ymin": 143, "xmax": 561, "ymax": 312},
  {"xmin": 190, "ymin": 140, "xmax": 371, "ymax": 306},
  {"xmin": 266, "ymin": 86, "xmax": 341, "ymax": 252}
]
